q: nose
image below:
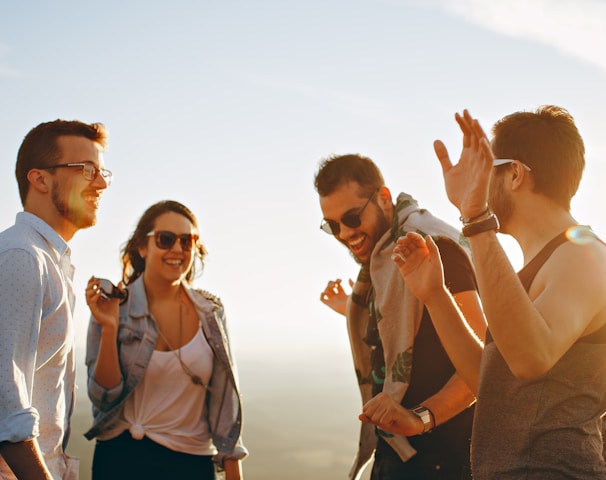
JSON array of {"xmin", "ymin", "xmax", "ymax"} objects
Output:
[
  {"xmin": 170, "ymin": 238, "xmax": 185, "ymax": 252},
  {"xmin": 336, "ymin": 222, "xmax": 356, "ymax": 241},
  {"xmin": 92, "ymin": 173, "xmax": 110, "ymax": 189}
]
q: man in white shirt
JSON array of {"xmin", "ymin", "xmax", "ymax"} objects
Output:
[{"xmin": 0, "ymin": 120, "xmax": 111, "ymax": 479}]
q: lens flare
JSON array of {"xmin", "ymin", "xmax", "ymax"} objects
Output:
[{"xmin": 565, "ymin": 225, "xmax": 597, "ymax": 245}]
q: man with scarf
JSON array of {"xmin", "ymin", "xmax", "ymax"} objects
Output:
[{"xmin": 315, "ymin": 153, "xmax": 485, "ymax": 480}]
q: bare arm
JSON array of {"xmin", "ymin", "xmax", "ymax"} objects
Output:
[
  {"xmin": 467, "ymin": 231, "xmax": 606, "ymax": 379},
  {"xmin": 0, "ymin": 440, "xmax": 52, "ymax": 480},
  {"xmin": 393, "ymin": 233, "xmax": 485, "ymax": 392},
  {"xmin": 224, "ymin": 459, "xmax": 243, "ymax": 480},
  {"xmin": 359, "ymin": 278, "xmax": 483, "ymax": 433}
]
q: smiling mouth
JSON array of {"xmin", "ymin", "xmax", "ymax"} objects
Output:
[
  {"xmin": 83, "ymin": 193, "xmax": 102, "ymax": 208},
  {"xmin": 165, "ymin": 259, "xmax": 184, "ymax": 267},
  {"xmin": 348, "ymin": 235, "xmax": 366, "ymax": 252}
]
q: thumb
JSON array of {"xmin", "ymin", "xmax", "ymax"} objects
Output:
[
  {"xmin": 425, "ymin": 235, "xmax": 441, "ymax": 260},
  {"xmin": 433, "ymin": 140, "xmax": 453, "ymax": 174}
]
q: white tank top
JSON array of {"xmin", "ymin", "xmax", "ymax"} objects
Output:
[{"xmin": 99, "ymin": 328, "xmax": 216, "ymax": 456}]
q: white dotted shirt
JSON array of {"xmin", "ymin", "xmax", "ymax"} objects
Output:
[{"xmin": 0, "ymin": 212, "xmax": 76, "ymax": 479}]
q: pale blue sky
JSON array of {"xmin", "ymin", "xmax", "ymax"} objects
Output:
[{"xmin": 1, "ymin": 0, "xmax": 605, "ymax": 358}]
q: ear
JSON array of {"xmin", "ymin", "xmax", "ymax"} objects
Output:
[
  {"xmin": 377, "ymin": 186, "xmax": 393, "ymax": 209},
  {"xmin": 510, "ymin": 163, "xmax": 531, "ymax": 191},
  {"xmin": 138, "ymin": 245, "xmax": 147, "ymax": 260},
  {"xmin": 26, "ymin": 169, "xmax": 51, "ymax": 194}
]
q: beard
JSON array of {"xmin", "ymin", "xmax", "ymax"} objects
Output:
[
  {"xmin": 344, "ymin": 205, "xmax": 392, "ymax": 266},
  {"xmin": 489, "ymin": 174, "xmax": 513, "ymax": 233},
  {"xmin": 51, "ymin": 183, "xmax": 97, "ymax": 230}
]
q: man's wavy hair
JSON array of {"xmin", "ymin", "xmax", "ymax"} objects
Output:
[{"xmin": 314, "ymin": 153, "xmax": 384, "ymax": 198}]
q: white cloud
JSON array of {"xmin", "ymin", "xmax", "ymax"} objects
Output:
[{"xmin": 425, "ymin": 0, "xmax": 606, "ymax": 72}]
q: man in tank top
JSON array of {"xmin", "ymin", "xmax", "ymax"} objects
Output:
[{"xmin": 361, "ymin": 106, "xmax": 606, "ymax": 479}]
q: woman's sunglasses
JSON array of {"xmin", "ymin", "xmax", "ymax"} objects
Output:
[
  {"xmin": 146, "ymin": 231, "xmax": 198, "ymax": 251},
  {"xmin": 320, "ymin": 190, "xmax": 377, "ymax": 236}
]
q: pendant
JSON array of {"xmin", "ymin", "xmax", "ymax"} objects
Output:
[{"xmin": 191, "ymin": 375, "xmax": 204, "ymax": 386}]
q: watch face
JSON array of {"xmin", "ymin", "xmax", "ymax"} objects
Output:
[{"xmin": 412, "ymin": 406, "xmax": 434, "ymax": 433}]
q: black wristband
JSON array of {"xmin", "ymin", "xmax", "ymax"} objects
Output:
[{"xmin": 462, "ymin": 213, "xmax": 499, "ymax": 237}]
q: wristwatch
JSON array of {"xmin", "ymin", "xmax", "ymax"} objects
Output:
[{"xmin": 411, "ymin": 405, "xmax": 435, "ymax": 434}]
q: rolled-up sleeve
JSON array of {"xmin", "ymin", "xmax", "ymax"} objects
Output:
[
  {"xmin": 0, "ymin": 249, "xmax": 43, "ymax": 442},
  {"xmin": 85, "ymin": 316, "xmax": 124, "ymax": 411}
]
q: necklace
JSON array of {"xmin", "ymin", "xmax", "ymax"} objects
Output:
[{"xmin": 153, "ymin": 289, "xmax": 205, "ymax": 387}]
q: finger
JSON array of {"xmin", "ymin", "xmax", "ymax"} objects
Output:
[
  {"xmin": 348, "ymin": 278, "xmax": 354, "ymax": 288},
  {"xmin": 479, "ymin": 136, "xmax": 494, "ymax": 161},
  {"xmin": 433, "ymin": 140, "xmax": 453, "ymax": 174},
  {"xmin": 392, "ymin": 252, "xmax": 406, "ymax": 266},
  {"xmin": 425, "ymin": 235, "xmax": 441, "ymax": 260},
  {"xmin": 359, "ymin": 413, "xmax": 371, "ymax": 424}
]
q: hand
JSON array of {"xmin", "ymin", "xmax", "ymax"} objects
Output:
[
  {"xmin": 85, "ymin": 276, "xmax": 121, "ymax": 331},
  {"xmin": 320, "ymin": 278, "xmax": 353, "ymax": 316},
  {"xmin": 434, "ymin": 109, "xmax": 494, "ymax": 218},
  {"xmin": 392, "ymin": 233, "xmax": 445, "ymax": 304},
  {"xmin": 359, "ymin": 392, "xmax": 423, "ymax": 436}
]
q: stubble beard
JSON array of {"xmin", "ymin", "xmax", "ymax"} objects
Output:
[
  {"xmin": 51, "ymin": 185, "xmax": 97, "ymax": 231},
  {"xmin": 489, "ymin": 176, "xmax": 513, "ymax": 233},
  {"xmin": 346, "ymin": 207, "xmax": 392, "ymax": 266}
]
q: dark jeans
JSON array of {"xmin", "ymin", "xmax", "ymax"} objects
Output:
[
  {"xmin": 92, "ymin": 431, "xmax": 215, "ymax": 480},
  {"xmin": 371, "ymin": 438, "xmax": 472, "ymax": 480}
]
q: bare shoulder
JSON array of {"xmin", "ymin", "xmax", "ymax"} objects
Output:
[{"xmin": 533, "ymin": 236, "xmax": 606, "ymax": 334}]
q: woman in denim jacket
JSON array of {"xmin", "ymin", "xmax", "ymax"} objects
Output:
[{"xmin": 84, "ymin": 200, "xmax": 247, "ymax": 480}]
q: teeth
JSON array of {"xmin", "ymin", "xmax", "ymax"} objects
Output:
[
  {"xmin": 349, "ymin": 237, "xmax": 364, "ymax": 249},
  {"xmin": 165, "ymin": 260, "xmax": 183, "ymax": 266}
]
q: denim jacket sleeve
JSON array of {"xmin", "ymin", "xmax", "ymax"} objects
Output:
[
  {"xmin": 85, "ymin": 314, "xmax": 125, "ymax": 412},
  {"xmin": 194, "ymin": 289, "xmax": 248, "ymax": 468}
]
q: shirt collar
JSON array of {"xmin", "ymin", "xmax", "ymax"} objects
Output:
[{"xmin": 16, "ymin": 211, "xmax": 70, "ymax": 256}]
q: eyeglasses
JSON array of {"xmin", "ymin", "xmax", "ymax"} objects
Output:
[
  {"xmin": 146, "ymin": 231, "xmax": 199, "ymax": 251},
  {"xmin": 493, "ymin": 159, "xmax": 532, "ymax": 172},
  {"xmin": 37, "ymin": 162, "xmax": 113, "ymax": 186},
  {"xmin": 320, "ymin": 190, "xmax": 378, "ymax": 235}
]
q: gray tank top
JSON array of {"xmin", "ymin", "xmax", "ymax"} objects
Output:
[{"xmin": 472, "ymin": 230, "xmax": 606, "ymax": 479}]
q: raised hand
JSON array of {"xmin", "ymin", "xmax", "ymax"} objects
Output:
[
  {"xmin": 85, "ymin": 276, "xmax": 121, "ymax": 331},
  {"xmin": 392, "ymin": 233, "xmax": 445, "ymax": 304},
  {"xmin": 434, "ymin": 109, "xmax": 494, "ymax": 218},
  {"xmin": 320, "ymin": 278, "xmax": 353, "ymax": 316}
]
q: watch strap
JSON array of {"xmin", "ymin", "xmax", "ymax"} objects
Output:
[{"xmin": 462, "ymin": 213, "xmax": 499, "ymax": 237}]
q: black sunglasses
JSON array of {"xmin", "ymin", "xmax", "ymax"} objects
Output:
[
  {"xmin": 320, "ymin": 190, "xmax": 378, "ymax": 235},
  {"xmin": 146, "ymin": 231, "xmax": 198, "ymax": 251}
]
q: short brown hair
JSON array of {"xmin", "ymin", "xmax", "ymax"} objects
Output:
[
  {"xmin": 491, "ymin": 105, "xmax": 584, "ymax": 210},
  {"xmin": 314, "ymin": 153, "xmax": 384, "ymax": 198}
]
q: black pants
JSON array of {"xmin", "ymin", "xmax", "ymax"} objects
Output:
[
  {"xmin": 92, "ymin": 431, "xmax": 215, "ymax": 480},
  {"xmin": 370, "ymin": 438, "xmax": 471, "ymax": 480}
]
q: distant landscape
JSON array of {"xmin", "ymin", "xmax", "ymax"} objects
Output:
[{"xmin": 67, "ymin": 348, "xmax": 372, "ymax": 480}]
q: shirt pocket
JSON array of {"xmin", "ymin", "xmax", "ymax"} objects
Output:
[{"xmin": 117, "ymin": 324, "xmax": 145, "ymax": 369}]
